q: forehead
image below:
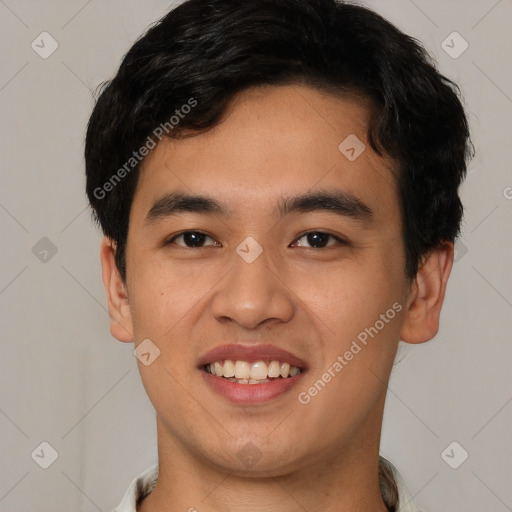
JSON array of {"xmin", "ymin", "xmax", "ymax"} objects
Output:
[{"xmin": 133, "ymin": 84, "xmax": 399, "ymax": 224}]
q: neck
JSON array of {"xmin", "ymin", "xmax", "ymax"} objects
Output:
[{"xmin": 138, "ymin": 412, "xmax": 389, "ymax": 512}]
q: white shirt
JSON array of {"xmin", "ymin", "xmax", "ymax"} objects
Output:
[{"xmin": 112, "ymin": 457, "xmax": 421, "ymax": 512}]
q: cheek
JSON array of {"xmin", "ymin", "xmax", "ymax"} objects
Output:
[
  {"xmin": 128, "ymin": 249, "xmax": 216, "ymax": 335},
  {"xmin": 288, "ymin": 259, "xmax": 394, "ymax": 329},
  {"xmin": 288, "ymin": 256, "xmax": 405, "ymax": 381}
]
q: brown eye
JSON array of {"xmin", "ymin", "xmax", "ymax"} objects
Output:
[
  {"xmin": 292, "ymin": 231, "xmax": 344, "ymax": 248},
  {"xmin": 167, "ymin": 231, "xmax": 220, "ymax": 248}
]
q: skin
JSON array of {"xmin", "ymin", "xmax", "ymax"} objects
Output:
[{"xmin": 100, "ymin": 84, "xmax": 454, "ymax": 512}]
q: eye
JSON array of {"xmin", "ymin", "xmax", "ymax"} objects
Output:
[
  {"xmin": 291, "ymin": 231, "xmax": 345, "ymax": 249},
  {"xmin": 166, "ymin": 231, "xmax": 221, "ymax": 248}
]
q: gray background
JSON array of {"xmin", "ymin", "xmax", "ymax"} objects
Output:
[{"xmin": 0, "ymin": 0, "xmax": 511, "ymax": 510}]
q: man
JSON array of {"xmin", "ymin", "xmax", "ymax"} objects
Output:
[{"xmin": 85, "ymin": 0, "xmax": 473, "ymax": 510}]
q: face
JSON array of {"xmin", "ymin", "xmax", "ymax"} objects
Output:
[{"xmin": 108, "ymin": 84, "xmax": 418, "ymax": 476}]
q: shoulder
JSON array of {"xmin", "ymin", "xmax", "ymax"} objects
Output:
[
  {"xmin": 111, "ymin": 464, "xmax": 159, "ymax": 512},
  {"xmin": 379, "ymin": 456, "xmax": 423, "ymax": 512}
]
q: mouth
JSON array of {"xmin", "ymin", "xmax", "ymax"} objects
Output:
[{"xmin": 198, "ymin": 344, "xmax": 307, "ymax": 403}]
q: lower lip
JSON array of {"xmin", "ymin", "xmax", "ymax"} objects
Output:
[{"xmin": 200, "ymin": 370, "xmax": 305, "ymax": 404}]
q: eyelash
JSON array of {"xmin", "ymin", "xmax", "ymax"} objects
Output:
[{"xmin": 165, "ymin": 230, "xmax": 347, "ymax": 249}]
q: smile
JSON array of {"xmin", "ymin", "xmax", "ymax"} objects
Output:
[
  {"xmin": 204, "ymin": 359, "xmax": 303, "ymax": 384},
  {"xmin": 198, "ymin": 344, "xmax": 307, "ymax": 404}
]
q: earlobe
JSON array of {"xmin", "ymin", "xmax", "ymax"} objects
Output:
[
  {"xmin": 99, "ymin": 237, "xmax": 134, "ymax": 343},
  {"xmin": 400, "ymin": 242, "xmax": 454, "ymax": 344}
]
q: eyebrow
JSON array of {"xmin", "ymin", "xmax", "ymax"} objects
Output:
[{"xmin": 144, "ymin": 189, "xmax": 373, "ymax": 225}]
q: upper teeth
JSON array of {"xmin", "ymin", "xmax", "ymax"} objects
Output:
[{"xmin": 206, "ymin": 360, "xmax": 302, "ymax": 380}]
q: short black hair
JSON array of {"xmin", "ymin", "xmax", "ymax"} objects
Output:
[{"xmin": 85, "ymin": 0, "xmax": 474, "ymax": 282}]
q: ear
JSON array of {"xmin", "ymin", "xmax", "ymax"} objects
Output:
[
  {"xmin": 400, "ymin": 242, "xmax": 454, "ymax": 344},
  {"xmin": 99, "ymin": 236, "xmax": 134, "ymax": 343}
]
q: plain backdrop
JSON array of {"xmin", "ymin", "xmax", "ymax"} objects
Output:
[{"xmin": 0, "ymin": 1, "xmax": 511, "ymax": 510}]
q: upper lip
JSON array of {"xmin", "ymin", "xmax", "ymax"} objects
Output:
[{"xmin": 197, "ymin": 344, "xmax": 307, "ymax": 370}]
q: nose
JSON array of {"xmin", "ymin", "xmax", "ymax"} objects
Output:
[{"xmin": 210, "ymin": 245, "xmax": 295, "ymax": 330}]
